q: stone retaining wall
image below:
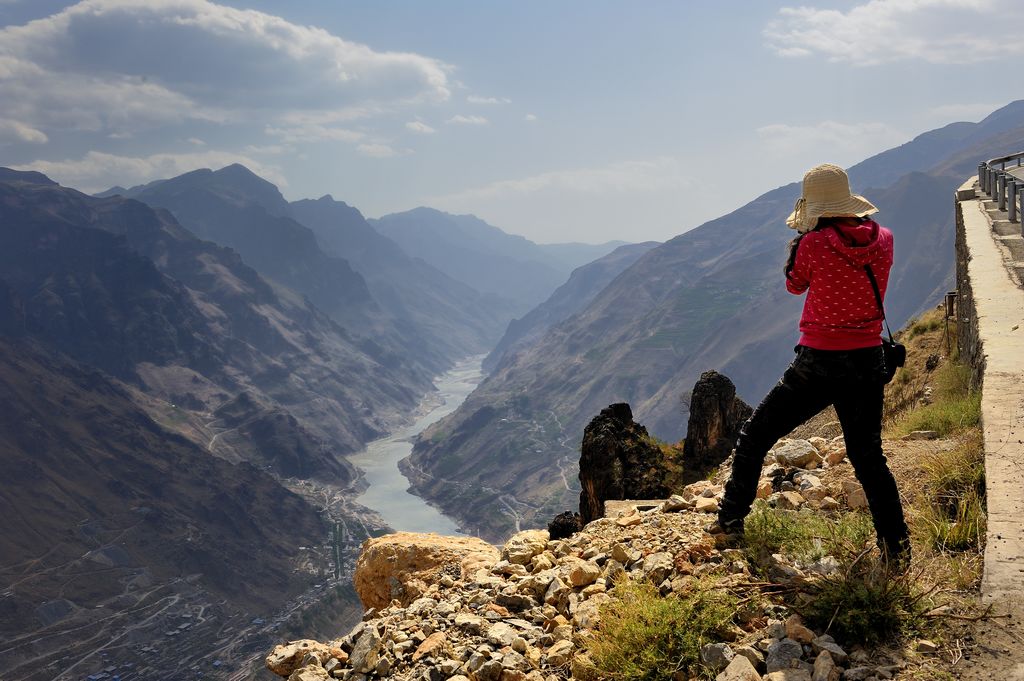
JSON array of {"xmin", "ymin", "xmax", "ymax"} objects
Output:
[{"xmin": 955, "ymin": 194, "xmax": 985, "ymax": 390}]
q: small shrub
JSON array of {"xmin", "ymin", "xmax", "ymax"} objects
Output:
[
  {"xmin": 585, "ymin": 578, "xmax": 737, "ymax": 681},
  {"xmin": 802, "ymin": 555, "xmax": 930, "ymax": 646}
]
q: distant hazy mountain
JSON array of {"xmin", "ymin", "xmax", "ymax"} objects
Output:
[
  {"xmin": 0, "ymin": 170, "xmax": 426, "ymax": 463},
  {"xmin": 483, "ymin": 241, "xmax": 660, "ymax": 373},
  {"xmin": 373, "ymin": 207, "xmax": 624, "ymax": 314},
  {"xmin": 406, "ymin": 100, "xmax": 1024, "ymax": 541},
  {"xmin": 290, "ymin": 195, "xmax": 510, "ymax": 364},
  {"xmin": 0, "ymin": 169, "xmax": 413, "ymax": 676},
  {"xmin": 109, "ymin": 166, "xmax": 375, "ymax": 327}
]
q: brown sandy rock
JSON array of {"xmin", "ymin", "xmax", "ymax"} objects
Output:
[
  {"xmin": 287, "ymin": 667, "xmax": 330, "ymax": 681},
  {"xmin": 503, "ymin": 529, "xmax": 550, "ymax": 564},
  {"xmin": 266, "ymin": 640, "xmax": 335, "ymax": 677},
  {"xmin": 353, "ymin": 532, "xmax": 498, "ymax": 609}
]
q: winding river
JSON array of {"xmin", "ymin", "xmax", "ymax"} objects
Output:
[{"xmin": 347, "ymin": 356, "xmax": 484, "ymax": 536}]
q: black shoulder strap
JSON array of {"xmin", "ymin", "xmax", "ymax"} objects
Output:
[{"xmin": 863, "ymin": 265, "xmax": 895, "ymax": 342}]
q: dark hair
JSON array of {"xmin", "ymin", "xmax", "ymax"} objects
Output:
[{"xmin": 784, "ymin": 215, "xmax": 868, "ymax": 276}]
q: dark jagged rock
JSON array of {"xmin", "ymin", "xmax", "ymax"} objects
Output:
[
  {"xmin": 578, "ymin": 403, "xmax": 670, "ymax": 525},
  {"xmin": 547, "ymin": 511, "xmax": 582, "ymax": 539},
  {"xmin": 682, "ymin": 371, "xmax": 752, "ymax": 482}
]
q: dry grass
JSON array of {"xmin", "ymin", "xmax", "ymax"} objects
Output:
[{"xmin": 584, "ymin": 578, "xmax": 737, "ymax": 681}]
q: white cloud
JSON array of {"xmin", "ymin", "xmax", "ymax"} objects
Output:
[
  {"xmin": 357, "ymin": 143, "xmax": 405, "ymax": 158},
  {"xmin": 0, "ymin": 118, "xmax": 47, "ymax": 143},
  {"xmin": 13, "ymin": 149, "xmax": 287, "ymax": 193},
  {"xmin": 405, "ymin": 121, "xmax": 436, "ymax": 134},
  {"xmin": 265, "ymin": 124, "xmax": 364, "ymax": 143},
  {"xmin": 926, "ymin": 102, "xmax": 1002, "ymax": 123},
  {"xmin": 187, "ymin": 137, "xmax": 206, "ymax": 146},
  {"xmin": 243, "ymin": 143, "xmax": 292, "ymax": 155},
  {"xmin": 434, "ymin": 158, "xmax": 691, "ymax": 203},
  {"xmin": 756, "ymin": 120, "xmax": 906, "ymax": 158},
  {"xmin": 764, "ymin": 0, "xmax": 1022, "ymax": 65},
  {"xmin": 447, "ymin": 114, "xmax": 488, "ymax": 126},
  {"xmin": 524, "ymin": 113, "xmax": 538, "ymax": 122},
  {"xmin": 0, "ymin": 0, "xmax": 452, "ymax": 137},
  {"xmin": 467, "ymin": 95, "xmax": 510, "ymax": 104},
  {"xmin": 428, "ymin": 158, "xmax": 693, "ymax": 243}
]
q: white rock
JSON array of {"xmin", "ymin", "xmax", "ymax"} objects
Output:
[
  {"xmin": 773, "ymin": 491, "xmax": 806, "ymax": 510},
  {"xmin": 701, "ymin": 642, "xmax": 735, "ymax": 671},
  {"xmin": 545, "ymin": 640, "xmax": 574, "ymax": 667},
  {"xmin": 773, "ymin": 440, "xmax": 819, "ymax": 467},
  {"xmin": 716, "ymin": 655, "xmax": 761, "ymax": 681},
  {"xmin": 566, "ymin": 559, "xmax": 601, "ymax": 587},
  {"xmin": 663, "ymin": 494, "xmax": 694, "ymax": 512},
  {"xmin": 486, "ymin": 622, "xmax": 516, "ymax": 647},
  {"xmin": 695, "ymin": 496, "xmax": 720, "ymax": 513}
]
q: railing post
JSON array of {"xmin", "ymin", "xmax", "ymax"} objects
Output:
[
  {"xmin": 999, "ymin": 173, "xmax": 1007, "ymax": 210},
  {"xmin": 1019, "ymin": 183, "xmax": 1024, "ymax": 237},
  {"xmin": 980, "ymin": 162, "xmax": 988, "ymax": 192},
  {"xmin": 989, "ymin": 167, "xmax": 997, "ymax": 195},
  {"xmin": 1018, "ymin": 184, "xmax": 1024, "ymax": 229},
  {"xmin": 1010, "ymin": 180, "xmax": 1018, "ymax": 222}
]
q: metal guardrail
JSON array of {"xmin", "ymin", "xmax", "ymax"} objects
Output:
[{"xmin": 979, "ymin": 152, "xmax": 1024, "ymax": 222}]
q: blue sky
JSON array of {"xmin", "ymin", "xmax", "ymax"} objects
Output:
[{"xmin": 0, "ymin": 0, "xmax": 1014, "ymax": 242}]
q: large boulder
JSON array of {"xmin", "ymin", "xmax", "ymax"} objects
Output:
[
  {"xmin": 682, "ymin": 371, "xmax": 752, "ymax": 481},
  {"xmin": 578, "ymin": 403, "xmax": 671, "ymax": 525},
  {"xmin": 353, "ymin": 532, "xmax": 498, "ymax": 609}
]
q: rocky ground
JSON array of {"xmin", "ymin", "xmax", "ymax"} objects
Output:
[{"xmin": 265, "ymin": 427, "xmax": 971, "ymax": 681}]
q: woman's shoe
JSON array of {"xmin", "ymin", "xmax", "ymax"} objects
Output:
[{"xmin": 706, "ymin": 517, "xmax": 745, "ymax": 548}]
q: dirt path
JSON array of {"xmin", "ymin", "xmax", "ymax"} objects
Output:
[{"xmin": 948, "ymin": 597, "xmax": 1024, "ymax": 679}]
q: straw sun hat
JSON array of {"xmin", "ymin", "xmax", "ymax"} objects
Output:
[{"xmin": 786, "ymin": 163, "xmax": 878, "ymax": 234}]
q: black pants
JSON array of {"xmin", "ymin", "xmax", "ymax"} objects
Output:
[{"xmin": 719, "ymin": 345, "xmax": 909, "ymax": 554}]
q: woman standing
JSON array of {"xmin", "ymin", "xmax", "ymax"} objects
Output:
[{"xmin": 709, "ymin": 163, "xmax": 910, "ymax": 567}]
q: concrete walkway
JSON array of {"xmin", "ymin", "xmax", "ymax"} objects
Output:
[{"xmin": 957, "ymin": 177, "xmax": 1024, "ymax": 602}]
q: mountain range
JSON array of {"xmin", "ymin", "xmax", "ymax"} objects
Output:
[
  {"xmin": 8, "ymin": 98, "xmax": 1024, "ymax": 675},
  {"xmin": 0, "ymin": 163, "xmax": 628, "ymax": 679},
  {"xmin": 482, "ymin": 241, "xmax": 660, "ymax": 373},
  {"xmin": 373, "ymin": 207, "xmax": 626, "ymax": 315},
  {"xmin": 405, "ymin": 100, "xmax": 1024, "ymax": 541}
]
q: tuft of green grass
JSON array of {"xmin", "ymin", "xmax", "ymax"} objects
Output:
[
  {"xmin": 584, "ymin": 578, "xmax": 737, "ymax": 681},
  {"xmin": 743, "ymin": 502, "xmax": 874, "ymax": 566},
  {"xmin": 907, "ymin": 316, "xmax": 944, "ymax": 339},
  {"xmin": 914, "ymin": 433, "xmax": 986, "ymax": 553},
  {"xmin": 891, "ymin": 362, "xmax": 980, "ymax": 437}
]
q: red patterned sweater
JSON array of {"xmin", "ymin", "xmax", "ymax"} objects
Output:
[{"xmin": 785, "ymin": 220, "xmax": 893, "ymax": 351}]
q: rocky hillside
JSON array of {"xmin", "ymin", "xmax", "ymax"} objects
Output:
[
  {"xmin": 0, "ymin": 333, "xmax": 326, "ymax": 681},
  {"xmin": 1, "ymin": 170, "xmax": 424, "ymax": 460},
  {"xmin": 268, "ymin": 423, "xmax": 967, "ymax": 681},
  {"xmin": 0, "ymin": 169, "xmax": 442, "ymax": 679},
  {"xmin": 405, "ymin": 100, "xmax": 1024, "ymax": 541},
  {"xmin": 483, "ymin": 241, "xmax": 660, "ymax": 373}
]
